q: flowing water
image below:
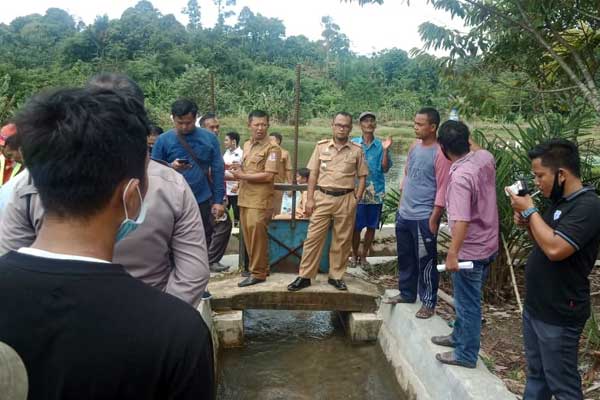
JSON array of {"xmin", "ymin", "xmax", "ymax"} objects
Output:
[{"xmin": 217, "ymin": 310, "xmax": 406, "ymax": 400}]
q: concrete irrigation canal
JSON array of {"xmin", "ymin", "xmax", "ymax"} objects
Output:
[{"xmin": 200, "ymin": 264, "xmax": 517, "ymax": 400}]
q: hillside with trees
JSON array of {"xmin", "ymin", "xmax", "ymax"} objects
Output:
[{"xmin": 0, "ymin": 0, "xmax": 550, "ymax": 126}]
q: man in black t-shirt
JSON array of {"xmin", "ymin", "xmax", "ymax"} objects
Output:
[
  {"xmin": 509, "ymin": 139, "xmax": 600, "ymax": 400},
  {"xmin": 0, "ymin": 88, "xmax": 214, "ymax": 399}
]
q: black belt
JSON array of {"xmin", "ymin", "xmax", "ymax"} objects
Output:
[{"xmin": 317, "ymin": 187, "xmax": 354, "ymax": 197}]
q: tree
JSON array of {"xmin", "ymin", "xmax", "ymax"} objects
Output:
[
  {"xmin": 214, "ymin": 0, "xmax": 237, "ymax": 28},
  {"xmin": 345, "ymin": 0, "xmax": 600, "ymax": 116},
  {"xmin": 182, "ymin": 0, "xmax": 201, "ymax": 31},
  {"xmin": 319, "ymin": 16, "xmax": 351, "ymax": 59}
]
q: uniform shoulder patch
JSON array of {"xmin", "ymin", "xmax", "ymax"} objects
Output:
[
  {"xmin": 317, "ymin": 139, "xmax": 329, "ymax": 144},
  {"xmin": 351, "ymin": 141, "xmax": 362, "ymax": 148}
]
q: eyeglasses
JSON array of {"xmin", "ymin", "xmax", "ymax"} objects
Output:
[{"xmin": 334, "ymin": 123, "xmax": 352, "ymax": 130}]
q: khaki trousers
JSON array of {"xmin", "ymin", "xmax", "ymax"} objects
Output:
[
  {"xmin": 298, "ymin": 190, "xmax": 357, "ymax": 280},
  {"xmin": 240, "ymin": 206, "xmax": 270, "ymax": 280}
]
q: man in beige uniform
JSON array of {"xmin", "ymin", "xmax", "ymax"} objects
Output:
[
  {"xmin": 231, "ymin": 110, "xmax": 281, "ymax": 287},
  {"xmin": 288, "ymin": 112, "xmax": 368, "ymax": 291}
]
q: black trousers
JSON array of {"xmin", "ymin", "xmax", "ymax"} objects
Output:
[
  {"xmin": 198, "ymin": 200, "xmax": 214, "ymax": 248},
  {"xmin": 208, "ymin": 212, "xmax": 232, "ymax": 265},
  {"xmin": 227, "ymin": 195, "xmax": 240, "ymax": 222}
]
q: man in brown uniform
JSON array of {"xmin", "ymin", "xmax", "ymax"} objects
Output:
[
  {"xmin": 269, "ymin": 132, "xmax": 293, "ymax": 216},
  {"xmin": 231, "ymin": 110, "xmax": 281, "ymax": 287},
  {"xmin": 288, "ymin": 112, "xmax": 368, "ymax": 291}
]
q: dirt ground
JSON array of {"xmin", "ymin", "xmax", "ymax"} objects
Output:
[{"xmin": 368, "ymin": 263, "xmax": 600, "ymax": 400}]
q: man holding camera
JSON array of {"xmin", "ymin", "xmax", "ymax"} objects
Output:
[{"xmin": 509, "ymin": 139, "xmax": 600, "ymax": 399}]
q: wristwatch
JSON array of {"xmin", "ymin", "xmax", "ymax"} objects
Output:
[{"xmin": 521, "ymin": 207, "xmax": 539, "ymax": 219}]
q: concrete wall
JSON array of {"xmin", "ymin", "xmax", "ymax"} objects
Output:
[
  {"xmin": 197, "ymin": 298, "xmax": 219, "ymax": 377},
  {"xmin": 378, "ymin": 290, "xmax": 516, "ymax": 400}
]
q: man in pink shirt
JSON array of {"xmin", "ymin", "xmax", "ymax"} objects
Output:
[{"xmin": 431, "ymin": 120, "xmax": 499, "ymax": 369}]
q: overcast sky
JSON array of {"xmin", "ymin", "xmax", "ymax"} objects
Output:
[{"xmin": 0, "ymin": 0, "xmax": 464, "ymax": 55}]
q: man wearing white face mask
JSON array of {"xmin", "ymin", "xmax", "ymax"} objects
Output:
[
  {"xmin": 0, "ymin": 88, "xmax": 215, "ymax": 399},
  {"xmin": 0, "ymin": 74, "xmax": 210, "ymax": 306}
]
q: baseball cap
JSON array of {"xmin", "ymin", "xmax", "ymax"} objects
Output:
[
  {"xmin": 0, "ymin": 123, "xmax": 16, "ymax": 146},
  {"xmin": 358, "ymin": 112, "xmax": 376, "ymax": 121}
]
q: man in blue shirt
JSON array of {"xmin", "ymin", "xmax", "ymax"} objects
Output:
[
  {"xmin": 351, "ymin": 112, "xmax": 392, "ymax": 268},
  {"xmin": 152, "ymin": 99, "xmax": 225, "ymax": 247}
]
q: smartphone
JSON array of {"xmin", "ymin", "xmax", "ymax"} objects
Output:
[{"xmin": 176, "ymin": 158, "xmax": 190, "ymax": 165}]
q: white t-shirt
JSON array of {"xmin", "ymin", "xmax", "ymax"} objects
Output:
[{"xmin": 223, "ymin": 147, "xmax": 243, "ymax": 196}]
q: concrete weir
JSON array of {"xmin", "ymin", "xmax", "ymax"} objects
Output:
[
  {"xmin": 205, "ymin": 272, "xmax": 516, "ymax": 399},
  {"xmin": 208, "ymin": 273, "xmax": 380, "ymax": 313}
]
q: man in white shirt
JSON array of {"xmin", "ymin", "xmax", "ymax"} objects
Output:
[{"xmin": 223, "ymin": 131, "xmax": 243, "ymax": 225}]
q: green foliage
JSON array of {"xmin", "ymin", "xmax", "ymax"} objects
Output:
[
  {"xmin": 1, "ymin": 0, "xmax": 574, "ymax": 126},
  {"xmin": 473, "ymin": 110, "xmax": 599, "ymax": 299}
]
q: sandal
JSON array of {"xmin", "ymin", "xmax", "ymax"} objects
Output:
[{"xmin": 415, "ymin": 306, "xmax": 435, "ymax": 319}]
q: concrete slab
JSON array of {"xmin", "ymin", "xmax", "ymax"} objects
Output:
[
  {"xmin": 378, "ymin": 289, "xmax": 516, "ymax": 400},
  {"xmin": 213, "ymin": 311, "xmax": 244, "ymax": 348},
  {"xmin": 347, "ymin": 312, "xmax": 383, "ymax": 342},
  {"xmin": 208, "ymin": 273, "xmax": 381, "ymax": 313}
]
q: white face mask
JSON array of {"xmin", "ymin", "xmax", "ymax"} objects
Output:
[{"xmin": 115, "ymin": 179, "xmax": 147, "ymax": 242}]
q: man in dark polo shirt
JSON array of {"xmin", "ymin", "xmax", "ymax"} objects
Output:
[
  {"xmin": 0, "ymin": 88, "xmax": 214, "ymax": 399},
  {"xmin": 509, "ymin": 138, "xmax": 600, "ymax": 400}
]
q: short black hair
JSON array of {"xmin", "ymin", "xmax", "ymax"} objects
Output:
[
  {"xmin": 528, "ymin": 138, "xmax": 581, "ymax": 178},
  {"xmin": 171, "ymin": 99, "xmax": 198, "ymax": 118},
  {"xmin": 248, "ymin": 110, "xmax": 269, "ymax": 123},
  {"xmin": 199, "ymin": 112, "xmax": 217, "ymax": 127},
  {"xmin": 270, "ymin": 132, "xmax": 283, "ymax": 144},
  {"xmin": 417, "ymin": 107, "xmax": 440, "ymax": 129},
  {"xmin": 87, "ymin": 73, "xmax": 145, "ymax": 104},
  {"xmin": 298, "ymin": 167, "xmax": 310, "ymax": 178},
  {"xmin": 226, "ymin": 131, "xmax": 240, "ymax": 145},
  {"xmin": 333, "ymin": 112, "xmax": 353, "ymax": 122},
  {"xmin": 16, "ymin": 88, "xmax": 149, "ymax": 218},
  {"xmin": 149, "ymin": 124, "xmax": 163, "ymax": 137},
  {"xmin": 437, "ymin": 120, "xmax": 470, "ymax": 157}
]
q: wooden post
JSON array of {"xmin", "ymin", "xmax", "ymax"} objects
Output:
[{"xmin": 291, "ymin": 64, "xmax": 301, "ymax": 228}]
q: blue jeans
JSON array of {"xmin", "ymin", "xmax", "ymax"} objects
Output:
[
  {"xmin": 451, "ymin": 255, "xmax": 495, "ymax": 365},
  {"xmin": 523, "ymin": 310, "xmax": 584, "ymax": 400},
  {"xmin": 395, "ymin": 214, "xmax": 438, "ymax": 309}
]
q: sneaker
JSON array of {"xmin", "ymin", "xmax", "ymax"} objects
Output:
[{"xmin": 210, "ymin": 262, "xmax": 229, "ymax": 273}]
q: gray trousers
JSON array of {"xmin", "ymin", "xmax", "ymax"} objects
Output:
[
  {"xmin": 523, "ymin": 310, "xmax": 584, "ymax": 400},
  {"xmin": 208, "ymin": 212, "xmax": 232, "ymax": 265}
]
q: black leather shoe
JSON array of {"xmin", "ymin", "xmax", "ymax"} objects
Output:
[
  {"xmin": 241, "ymin": 270, "xmax": 251, "ymax": 277},
  {"xmin": 237, "ymin": 277, "xmax": 265, "ymax": 287},
  {"xmin": 287, "ymin": 277, "xmax": 311, "ymax": 291},
  {"xmin": 327, "ymin": 278, "xmax": 347, "ymax": 291}
]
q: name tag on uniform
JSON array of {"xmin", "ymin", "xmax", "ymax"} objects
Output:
[{"xmin": 268, "ymin": 152, "xmax": 278, "ymax": 161}]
